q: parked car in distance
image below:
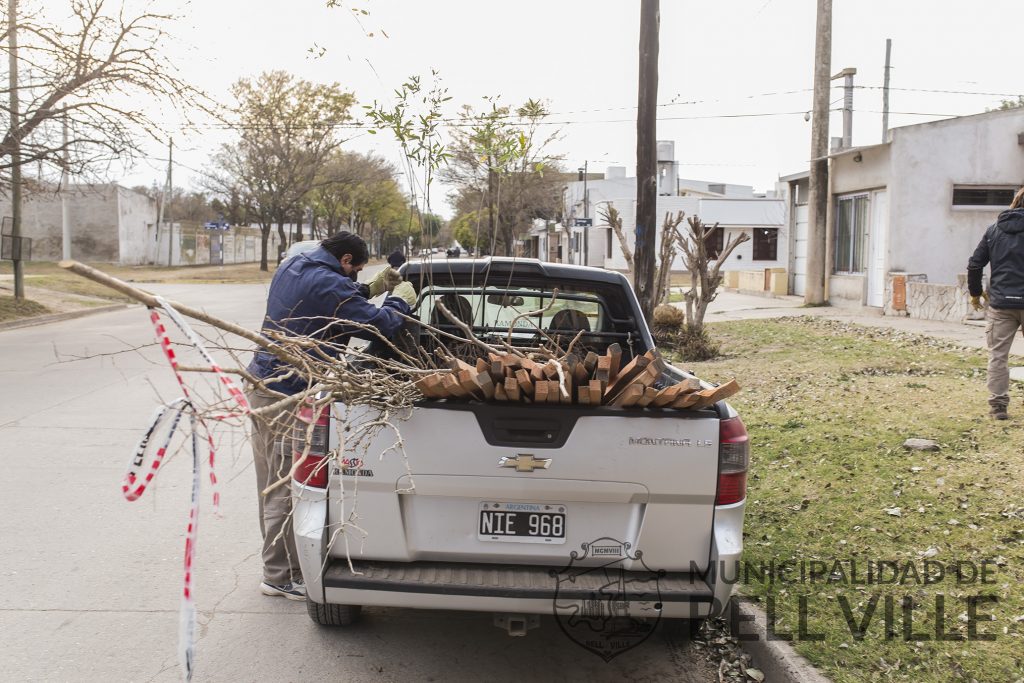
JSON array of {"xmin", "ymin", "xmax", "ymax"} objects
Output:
[{"xmin": 279, "ymin": 240, "xmax": 320, "ymax": 265}]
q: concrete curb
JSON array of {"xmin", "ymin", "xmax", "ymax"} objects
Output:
[
  {"xmin": 0, "ymin": 303, "xmax": 130, "ymax": 332},
  {"xmin": 734, "ymin": 599, "xmax": 832, "ymax": 683}
]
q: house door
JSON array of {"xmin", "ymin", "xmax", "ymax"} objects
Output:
[
  {"xmin": 791, "ymin": 204, "xmax": 809, "ymax": 295},
  {"xmin": 867, "ymin": 190, "xmax": 888, "ymax": 307}
]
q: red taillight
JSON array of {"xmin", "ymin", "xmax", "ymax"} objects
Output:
[
  {"xmin": 716, "ymin": 416, "xmax": 749, "ymax": 505},
  {"xmin": 292, "ymin": 402, "xmax": 330, "ymax": 488}
]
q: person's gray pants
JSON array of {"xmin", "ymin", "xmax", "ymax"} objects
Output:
[
  {"xmin": 985, "ymin": 307, "xmax": 1024, "ymax": 410},
  {"xmin": 246, "ymin": 386, "xmax": 303, "ymax": 586}
]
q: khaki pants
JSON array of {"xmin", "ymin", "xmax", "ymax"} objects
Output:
[
  {"xmin": 985, "ymin": 307, "xmax": 1024, "ymax": 410},
  {"xmin": 246, "ymin": 386, "xmax": 302, "ymax": 585}
]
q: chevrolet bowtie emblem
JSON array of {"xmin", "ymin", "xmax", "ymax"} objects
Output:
[{"xmin": 498, "ymin": 454, "xmax": 552, "ymax": 473}]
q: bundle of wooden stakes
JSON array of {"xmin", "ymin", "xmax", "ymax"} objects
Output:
[{"xmin": 413, "ymin": 344, "xmax": 739, "ymax": 410}]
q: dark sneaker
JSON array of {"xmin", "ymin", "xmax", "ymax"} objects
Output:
[
  {"xmin": 260, "ymin": 581, "xmax": 306, "ymax": 601},
  {"xmin": 989, "ymin": 407, "xmax": 1009, "ymax": 421}
]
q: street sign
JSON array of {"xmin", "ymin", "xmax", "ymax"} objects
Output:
[{"xmin": 572, "ymin": 218, "xmax": 593, "ymax": 228}]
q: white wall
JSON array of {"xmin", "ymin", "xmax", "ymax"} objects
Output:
[
  {"xmin": 888, "ymin": 108, "xmax": 1024, "ymax": 285},
  {"xmin": 117, "ymin": 186, "xmax": 158, "ymax": 265}
]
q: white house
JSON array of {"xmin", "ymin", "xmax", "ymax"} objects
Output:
[
  {"xmin": 534, "ymin": 141, "xmax": 786, "ymax": 292},
  {"xmin": 782, "ymin": 106, "xmax": 1024, "ymax": 317}
]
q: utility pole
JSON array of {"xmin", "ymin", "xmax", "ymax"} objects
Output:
[
  {"xmin": 634, "ymin": 0, "xmax": 659, "ymax": 322},
  {"xmin": 7, "ymin": 0, "xmax": 24, "ymax": 299},
  {"xmin": 833, "ymin": 67, "xmax": 856, "ymax": 149},
  {"xmin": 579, "ymin": 161, "xmax": 589, "ymax": 266},
  {"xmin": 61, "ymin": 116, "xmax": 71, "ymax": 260},
  {"xmin": 166, "ymin": 138, "xmax": 173, "ymax": 267},
  {"xmin": 882, "ymin": 38, "xmax": 892, "ymax": 142},
  {"xmin": 804, "ymin": 0, "xmax": 832, "ymax": 306}
]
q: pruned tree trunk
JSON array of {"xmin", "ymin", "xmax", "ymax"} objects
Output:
[
  {"xmin": 654, "ymin": 210, "xmax": 683, "ymax": 307},
  {"xmin": 258, "ymin": 222, "xmax": 271, "ymax": 271},
  {"xmin": 276, "ymin": 217, "xmax": 287, "ymax": 264},
  {"xmin": 599, "ymin": 204, "xmax": 634, "ymax": 273},
  {"xmin": 674, "ymin": 215, "xmax": 749, "ymax": 334}
]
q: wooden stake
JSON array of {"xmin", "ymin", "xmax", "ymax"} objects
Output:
[
  {"xmin": 504, "ymin": 376, "xmax": 521, "ymax": 402},
  {"xmin": 606, "ymin": 343, "xmax": 623, "ymax": 380},
  {"xmin": 474, "ymin": 370, "xmax": 496, "ymax": 400},
  {"xmin": 609, "ymin": 383, "xmax": 644, "ymax": 407},
  {"xmin": 636, "ymin": 386, "xmax": 659, "ymax": 408}
]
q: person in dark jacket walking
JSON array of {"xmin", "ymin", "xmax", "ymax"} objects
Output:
[
  {"xmin": 245, "ymin": 231, "xmax": 417, "ymax": 599},
  {"xmin": 967, "ymin": 187, "xmax": 1024, "ymax": 420}
]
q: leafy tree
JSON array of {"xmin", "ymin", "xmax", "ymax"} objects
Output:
[
  {"xmin": 309, "ymin": 150, "xmax": 396, "ymax": 236},
  {"xmin": 995, "ymin": 95, "xmax": 1024, "ymax": 110},
  {"xmin": 365, "ymin": 72, "xmax": 450, "ymax": 248},
  {"xmin": 450, "ymin": 209, "xmax": 491, "ymax": 252},
  {"xmin": 208, "ymin": 71, "xmax": 354, "ymax": 269},
  {"xmin": 442, "ymin": 98, "xmax": 563, "ymax": 256}
]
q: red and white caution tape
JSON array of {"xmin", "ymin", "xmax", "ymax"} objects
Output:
[
  {"xmin": 123, "ymin": 398, "xmax": 188, "ymax": 502},
  {"xmin": 123, "ymin": 299, "xmax": 253, "ymax": 681},
  {"xmin": 179, "ymin": 412, "xmax": 200, "ymax": 681},
  {"xmin": 153, "ymin": 295, "xmax": 250, "ymax": 415}
]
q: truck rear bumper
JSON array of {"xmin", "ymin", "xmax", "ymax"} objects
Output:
[
  {"xmin": 318, "ymin": 558, "xmax": 713, "ymax": 619},
  {"xmin": 292, "ymin": 482, "xmax": 744, "ymax": 621}
]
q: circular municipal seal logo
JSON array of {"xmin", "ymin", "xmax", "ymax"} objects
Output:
[{"xmin": 549, "ymin": 537, "xmax": 665, "ymax": 661}]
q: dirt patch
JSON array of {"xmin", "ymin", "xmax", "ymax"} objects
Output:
[{"xmin": 0, "ymin": 295, "xmax": 51, "ymax": 321}]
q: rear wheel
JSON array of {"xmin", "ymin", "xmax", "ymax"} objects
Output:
[{"xmin": 306, "ymin": 599, "xmax": 362, "ymax": 627}]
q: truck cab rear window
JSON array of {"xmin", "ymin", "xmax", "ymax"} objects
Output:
[{"xmin": 419, "ymin": 286, "xmax": 606, "ymax": 341}]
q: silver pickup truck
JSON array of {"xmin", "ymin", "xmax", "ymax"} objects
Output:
[{"xmin": 291, "ymin": 258, "xmax": 748, "ymax": 637}]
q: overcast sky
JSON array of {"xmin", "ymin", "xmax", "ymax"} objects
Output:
[{"xmin": 123, "ymin": 0, "xmax": 1022, "ymax": 215}]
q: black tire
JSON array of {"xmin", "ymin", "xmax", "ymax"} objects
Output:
[{"xmin": 306, "ymin": 599, "xmax": 362, "ymax": 627}]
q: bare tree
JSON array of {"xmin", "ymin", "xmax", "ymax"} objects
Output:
[
  {"xmin": 674, "ymin": 215, "xmax": 749, "ymax": 334},
  {"xmin": 600, "ymin": 203, "xmax": 684, "ymax": 309},
  {"xmin": 598, "ymin": 203, "xmax": 634, "ymax": 273},
  {"xmin": 654, "ymin": 210, "xmax": 683, "ymax": 305},
  {"xmin": 0, "ymin": 0, "xmax": 209, "ymax": 182}
]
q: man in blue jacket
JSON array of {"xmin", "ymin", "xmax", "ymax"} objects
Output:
[
  {"xmin": 967, "ymin": 187, "xmax": 1024, "ymax": 421},
  {"xmin": 246, "ymin": 231, "xmax": 417, "ymax": 599}
]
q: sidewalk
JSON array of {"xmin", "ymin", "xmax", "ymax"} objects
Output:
[{"xmin": 702, "ymin": 289, "xmax": 1024, "ymax": 357}]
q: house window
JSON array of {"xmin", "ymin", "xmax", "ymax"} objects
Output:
[
  {"xmin": 834, "ymin": 195, "xmax": 869, "ymax": 273},
  {"xmin": 952, "ymin": 186, "xmax": 1017, "ymax": 208},
  {"xmin": 704, "ymin": 227, "xmax": 724, "ymax": 259},
  {"xmin": 752, "ymin": 228, "xmax": 778, "ymax": 261}
]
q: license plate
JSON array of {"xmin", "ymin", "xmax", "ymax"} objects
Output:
[{"xmin": 478, "ymin": 502, "xmax": 567, "ymax": 544}]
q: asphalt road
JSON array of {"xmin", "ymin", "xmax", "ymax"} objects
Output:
[{"xmin": 0, "ymin": 278, "xmax": 718, "ymax": 682}]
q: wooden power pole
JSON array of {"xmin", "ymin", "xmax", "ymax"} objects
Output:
[
  {"xmin": 634, "ymin": 0, "xmax": 659, "ymax": 322},
  {"xmin": 805, "ymin": 0, "xmax": 832, "ymax": 306},
  {"xmin": 7, "ymin": 0, "xmax": 23, "ymax": 299}
]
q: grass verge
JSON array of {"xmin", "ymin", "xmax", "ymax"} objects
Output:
[
  {"xmin": 679, "ymin": 318, "xmax": 1024, "ymax": 683},
  {"xmin": 0, "ymin": 296, "xmax": 50, "ymax": 321}
]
